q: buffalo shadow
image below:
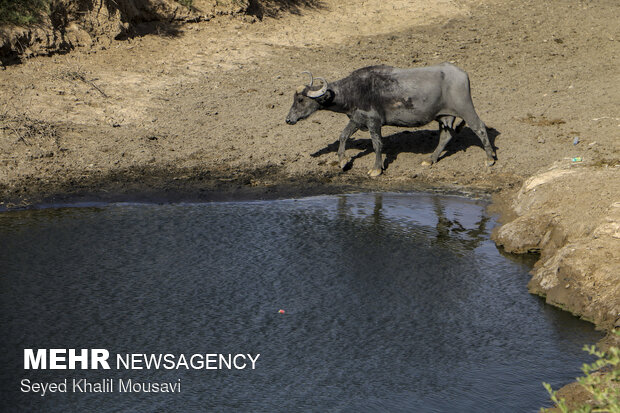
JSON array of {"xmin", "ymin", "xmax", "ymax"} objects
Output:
[{"xmin": 310, "ymin": 125, "xmax": 500, "ymax": 171}]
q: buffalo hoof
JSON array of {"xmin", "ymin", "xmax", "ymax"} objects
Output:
[
  {"xmin": 368, "ymin": 168, "xmax": 382, "ymax": 177},
  {"xmin": 486, "ymin": 159, "xmax": 496, "ymax": 167},
  {"xmin": 339, "ymin": 157, "xmax": 350, "ymax": 169}
]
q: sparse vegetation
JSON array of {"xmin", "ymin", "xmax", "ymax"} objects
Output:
[
  {"xmin": 543, "ymin": 331, "xmax": 620, "ymax": 412},
  {"xmin": 175, "ymin": 0, "xmax": 193, "ymax": 8},
  {"xmin": 519, "ymin": 113, "xmax": 566, "ymax": 126},
  {"xmin": 0, "ymin": 0, "xmax": 49, "ymax": 25},
  {"xmin": 0, "ymin": 111, "xmax": 58, "ymax": 147},
  {"xmin": 0, "ymin": 0, "xmax": 194, "ymax": 26},
  {"xmin": 592, "ymin": 158, "xmax": 620, "ymax": 168}
]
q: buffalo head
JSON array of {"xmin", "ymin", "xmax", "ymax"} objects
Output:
[{"xmin": 285, "ymin": 71, "xmax": 328, "ymax": 125}]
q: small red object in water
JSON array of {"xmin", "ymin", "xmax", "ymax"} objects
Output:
[{"xmin": 279, "ymin": 309, "xmax": 285, "ymax": 314}]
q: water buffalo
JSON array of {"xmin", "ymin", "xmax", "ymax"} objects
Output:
[{"xmin": 285, "ymin": 64, "xmax": 496, "ymax": 176}]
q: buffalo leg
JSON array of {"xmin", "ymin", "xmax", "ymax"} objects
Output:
[
  {"xmin": 368, "ymin": 120, "xmax": 383, "ymax": 177},
  {"xmin": 453, "ymin": 93, "xmax": 496, "ymax": 165},
  {"xmin": 338, "ymin": 120, "xmax": 359, "ymax": 169},
  {"xmin": 460, "ymin": 113, "xmax": 496, "ymax": 166},
  {"xmin": 431, "ymin": 116, "xmax": 456, "ymax": 164}
]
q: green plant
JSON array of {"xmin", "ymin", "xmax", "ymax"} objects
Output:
[
  {"xmin": 543, "ymin": 330, "xmax": 620, "ymax": 413},
  {"xmin": 0, "ymin": 0, "xmax": 50, "ymax": 25}
]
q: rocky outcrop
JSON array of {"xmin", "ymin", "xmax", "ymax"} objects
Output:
[{"xmin": 493, "ymin": 161, "xmax": 620, "ymax": 336}]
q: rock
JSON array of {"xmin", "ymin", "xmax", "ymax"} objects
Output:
[{"xmin": 492, "ymin": 164, "xmax": 620, "ymax": 331}]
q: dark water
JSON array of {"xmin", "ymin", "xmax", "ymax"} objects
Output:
[{"xmin": 0, "ymin": 192, "xmax": 601, "ymax": 412}]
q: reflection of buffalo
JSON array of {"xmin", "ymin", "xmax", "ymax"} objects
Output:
[
  {"xmin": 327, "ymin": 193, "xmax": 492, "ymax": 330},
  {"xmin": 335, "ymin": 193, "xmax": 490, "ymax": 254},
  {"xmin": 286, "ymin": 64, "xmax": 496, "ymax": 177},
  {"xmin": 431, "ymin": 196, "xmax": 490, "ymax": 254}
]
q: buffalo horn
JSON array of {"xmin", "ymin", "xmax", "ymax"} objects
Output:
[
  {"xmin": 306, "ymin": 77, "xmax": 328, "ymax": 98},
  {"xmin": 301, "ymin": 71, "xmax": 314, "ymax": 87}
]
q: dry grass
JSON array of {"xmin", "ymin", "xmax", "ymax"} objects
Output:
[
  {"xmin": 0, "ymin": 110, "xmax": 58, "ymax": 146},
  {"xmin": 592, "ymin": 158, "xmax": 620, "ymax": 168},
  {"xmin": 518, "ymin": 113, "xmax": 566, "ymax": 126}
]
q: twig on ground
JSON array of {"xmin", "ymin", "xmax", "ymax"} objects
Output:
[
  {"xmin": 9, "ymin": 124, "xmax": 30, "ymax": 145},
  {"xmin": 66, "ymin": 71, "xmax": 109, "ymax": 98}
]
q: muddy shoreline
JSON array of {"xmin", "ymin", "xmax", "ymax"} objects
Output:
[{"xmin": 0, "ymin": 162, "xmax": 495, "ymax": 209}]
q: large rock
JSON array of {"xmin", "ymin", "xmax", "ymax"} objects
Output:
[{"xmin": 493, "ymin": 161, "xmax": 620, "ymax": 332}]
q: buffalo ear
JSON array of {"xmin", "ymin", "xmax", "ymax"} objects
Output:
[{"xmin": 316, "ymin": 89, "xmax": 334, "ymax": 106}]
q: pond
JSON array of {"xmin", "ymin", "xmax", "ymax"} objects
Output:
[{"xmin": 0, "ymin": 192, "xmax": 601, "ymax": 412}]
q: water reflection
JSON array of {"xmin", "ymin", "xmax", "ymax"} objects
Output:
[
  {"xmin": 0, "ymin": 193, "xmax": 602, "ymax": 413},
  {"xmin": 333, "ymin": 192, "xmax": 490, "ymax": 255},
  {"xmin": 431, "ymin": 196, "xmax": 491, "ymax": 254}
]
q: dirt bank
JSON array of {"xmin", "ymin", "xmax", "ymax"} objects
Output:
[
  {"xmin": 0, "ymin": 0, "xmax": 252, "ymax": 62},
  {"xmin": 492, "ymin": 161, "xmax": 620, "ymax": 336},
  {"xmin": 0, "ymin": 0, "xmax": 619, "ymax": 407}
]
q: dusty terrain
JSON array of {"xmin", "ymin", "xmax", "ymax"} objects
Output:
[
  {"xmin": 1, "ymin": 0, "xmax": 618, "ymax": 207},
  {"xmin": 0, "ymin": 0, "xmax": 619, "ymax": 408}
]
